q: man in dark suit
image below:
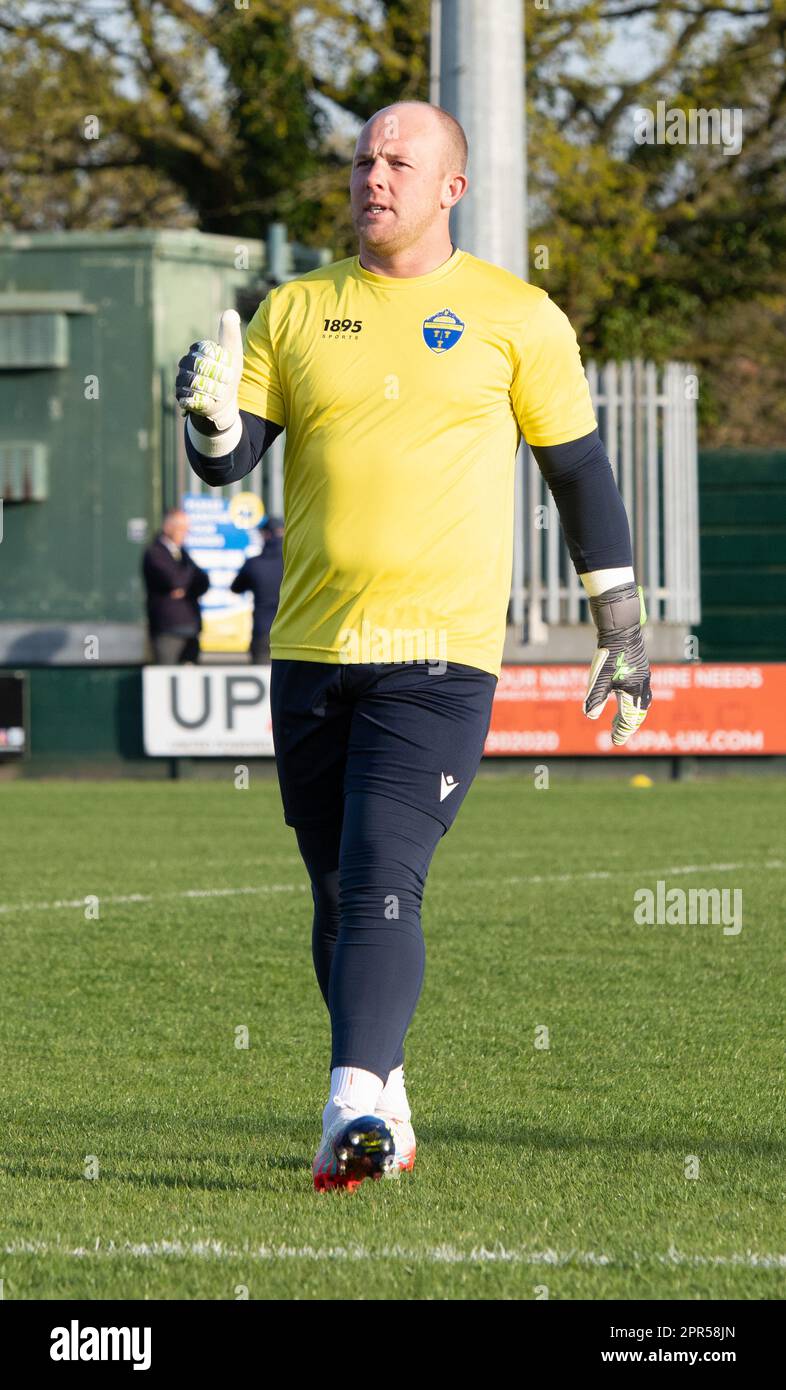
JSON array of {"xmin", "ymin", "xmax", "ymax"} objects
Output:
[
  {"xmin": 142, "ymin": 508, "xmax": 210, "ymax": 664},
  {"xmin": 230, "ymin": 515, "xmax": 284, "ymax": 663}
]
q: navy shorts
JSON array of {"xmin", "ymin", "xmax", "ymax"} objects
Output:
[{"xmin": 270, "ymin": 659, "xmax": 498, "ymax": 833}]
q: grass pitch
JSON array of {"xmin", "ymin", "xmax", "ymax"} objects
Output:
[{"xmin": 1, "ymin": 773, "xmax": 784, "ymax": 1301}]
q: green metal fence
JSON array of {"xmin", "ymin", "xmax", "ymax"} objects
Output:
[{"xmin": 696, "ymin": 450, "xmax": 786, "ymax": 660}]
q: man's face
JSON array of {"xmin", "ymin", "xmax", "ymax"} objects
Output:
[
  {"xmin": 164, "ymin": 513, "xmax": 189, "ymax": 547},
  {"xmin": 350, "ymin": 109, "xmax": 454, "ymax": 256}
]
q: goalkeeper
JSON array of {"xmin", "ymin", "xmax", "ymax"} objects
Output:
[{"xmin": 175, "ymin": 100, "xmax": 652, "ymax": 1191}]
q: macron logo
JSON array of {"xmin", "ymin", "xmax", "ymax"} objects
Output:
[
  {"xmin": 50, "ymin": 1320, "xmax": 151, "ymax": 1371},
  {"xmin": 440, "ymin": 772, "xmax": 459, "ymax": 802}
]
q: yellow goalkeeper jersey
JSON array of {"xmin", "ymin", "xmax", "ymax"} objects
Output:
[{"xmin": 236, "ymin": 246, "xmax": 597, "ymax": 677}]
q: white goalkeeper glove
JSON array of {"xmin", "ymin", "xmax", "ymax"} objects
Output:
[
  {"xmin": 175, "ymin": 309, "xmax": 244, "ymax": 449},
  {"xmin": 583, "ymin": 581, "xmax": 653, "ymax": 747}
]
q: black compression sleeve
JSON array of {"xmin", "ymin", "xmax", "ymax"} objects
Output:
[
  {"xmin": 185, "ymin": 409, "xmax": 285, "ymax": 488},
  {"xmin": 530, "ymin": 429, "xmax": 633, "ymax": 573}
]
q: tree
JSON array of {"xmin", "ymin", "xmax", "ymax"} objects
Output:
[
  {"xmin": 2, "ymin": 1, "xmax": 786, "ymax": 442},
  {"xmin": 0, "ymin": 0, "xmax": 336, "ymax": 235}
]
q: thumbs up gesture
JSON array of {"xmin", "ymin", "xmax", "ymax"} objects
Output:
[{"xmin": 175, "ymin": 309, "xmax": 244, "ymax": 433}]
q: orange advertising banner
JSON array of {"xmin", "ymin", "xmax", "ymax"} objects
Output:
[{"xmin": 485, "ymin": 663, "xmax": 786, "ymax": 756}]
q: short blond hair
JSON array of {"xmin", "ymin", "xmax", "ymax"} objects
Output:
[{"xmin": 430, "ymin": 104, "xmax": 469, "ymax": 177}]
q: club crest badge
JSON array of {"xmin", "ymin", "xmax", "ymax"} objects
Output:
[{"xmin": 422, "ymin": 308, "xmax": 465, "ymax": 354}]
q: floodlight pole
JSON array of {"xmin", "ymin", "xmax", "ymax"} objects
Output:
[{"xmin": 431, "ymin": 0, "xmax": 530, "ymax": 632}]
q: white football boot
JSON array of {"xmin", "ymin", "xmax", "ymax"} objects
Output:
[
  {"xmin": 377, "ymin": 1113, "xmax": 416, "ymax": 1174},
  {"xmin": 312, "ymin": 1111, "xmax": 395, "ymax": 1192}
]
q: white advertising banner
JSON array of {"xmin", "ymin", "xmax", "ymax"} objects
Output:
[{"xmin": 143, "ymin": 666, "xmax": 275, "ymax": 756}]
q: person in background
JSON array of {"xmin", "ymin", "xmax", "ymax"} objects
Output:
[
  {"xmin": 230, "ymin": 515, "xmax": 284, "ymax": 664},
  {"xmin": 142, "ymin": 507, "xmax": 210, "ymax": 664}
]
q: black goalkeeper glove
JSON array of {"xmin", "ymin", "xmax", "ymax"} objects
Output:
[{"xmin": 584, "ymin": 581, "xmax": 653, "ymax": 747}]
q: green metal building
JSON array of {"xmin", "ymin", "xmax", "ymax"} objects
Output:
[{"xmin": 0, "ymin": 227, "xmax": 328, "ymax": 667}]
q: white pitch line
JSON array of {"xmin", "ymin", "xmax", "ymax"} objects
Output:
[
  {"xmin": 497, "ymin": 860, "xmax": 785, "ymax": 886},
  {"xmin": 2, "ymin": 1239, "xmax": 785, "ymax": 1269},
  {"xmin": 0, "ymin": 884, "xmax": 308, "ymax": 916},
  {"xmin": 0, "ymin": 861, "xmax": 782, "ymax": 917}
]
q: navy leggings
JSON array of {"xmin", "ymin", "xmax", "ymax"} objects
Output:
[
  {"xmin": 270, "ymin": 659, "xmax": 497, "ymax": 1083},
  {"xmin": 294, "ymin": 793, "xmax": 445, "ymax": 1080}
]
